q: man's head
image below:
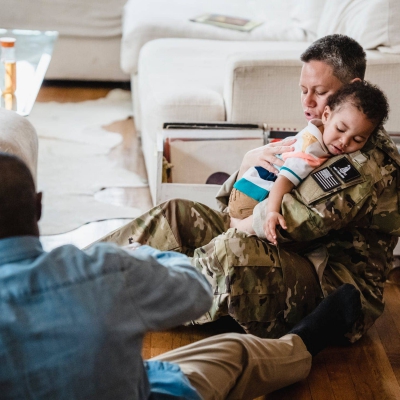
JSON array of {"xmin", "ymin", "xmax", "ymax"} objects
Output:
[
  {"xmin": 0, "ymin": 152, "xmax": 41, "ymax": 239},
  {"xmin": 321, "ymin": 81, "xmax": 389, "ymax": 155},
  {"xmin": 299, "ymin": 34, "xmax": 367, "ymax": 121}
]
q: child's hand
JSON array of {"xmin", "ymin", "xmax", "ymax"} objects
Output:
[{"xmin": 263, "ymin": 212, "xmax": 287, "ymax": 245}]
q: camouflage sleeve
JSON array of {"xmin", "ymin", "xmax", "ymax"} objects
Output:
[
  {"xmin": 280, "ymin": 178, "xmax": 374, "ymax": 242},
  {"xmin": 215, "ymin": 170, "xmax": 239, "ymax": 212},
  {"xmin": 250, "ymin": 182, "xmax": 372, "ymax": 243},
  {"xmin": 252, "ymin": 198, "xmax": 269, "ymax": 239},
  {"xmin": 253, "ymin": 152, "xmax": 399, "ymax": 242}
]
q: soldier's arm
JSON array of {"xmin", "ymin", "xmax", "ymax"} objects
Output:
[
  {"xmin": 253, "ymin": 153, "xmax": 394, "ymax": 242},
  {"xmin": 215, "ymin": 139, "xmax": 296, "ymax": 211},
  {"xmin": 216, "ymin": 171, "xmax": 238, "ymax": 211}
]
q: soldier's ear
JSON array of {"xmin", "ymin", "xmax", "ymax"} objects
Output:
[{"xmin": 322, "ymin": 106, "xmax": 331, "ymax": 123}]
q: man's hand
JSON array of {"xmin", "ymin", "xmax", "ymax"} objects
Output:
[{"xmin": 264, "ymin": 212, "xmax": 287, "ymax": 245}]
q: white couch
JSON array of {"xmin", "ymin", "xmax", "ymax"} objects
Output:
[
  {"xmin": 120, "ymin": 0, "xmax": 327, "ymax": 75},
  {"xmin": 0, "ymin": 0, "xmax": 129, "ymax": 81},
  {"xmin": 120, "ymin": 0, "xmax": 400, "ymax": 204}
]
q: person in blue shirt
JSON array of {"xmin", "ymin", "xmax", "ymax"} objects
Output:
[{"xmin": 0, "ymin": 152, "xmax": 361, "ymax": 399}]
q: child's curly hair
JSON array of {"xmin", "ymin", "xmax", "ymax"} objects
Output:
[{"xmin": 327, "ymin": 80, "xmax": 389, "ymax": 134}]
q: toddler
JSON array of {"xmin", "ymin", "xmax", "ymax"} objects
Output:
[{"xmin": 229, "ymin": 80, "xmax": 389, "ymax": 244}]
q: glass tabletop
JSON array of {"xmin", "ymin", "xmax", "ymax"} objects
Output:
[{"xmin": 0, "ymin": 29, "xmax": 58, "ymax": 116}]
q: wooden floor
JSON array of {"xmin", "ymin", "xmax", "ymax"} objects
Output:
[
  {"xmin": 141, "ymin": 283, "xmax": 400, "ymax": 400},
  {"xmin": 36, "ymin": 83, "xmax": 400, "ymax": 400}
]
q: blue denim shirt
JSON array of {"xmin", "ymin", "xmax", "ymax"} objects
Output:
[{"xmin": 0, "ymin": 236, "xmax": 212, "ymax": 399}]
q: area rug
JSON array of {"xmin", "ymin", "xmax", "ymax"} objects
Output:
[{"xmin": 28, "ymin": 89, "xmax": 147, "ymax": 235}]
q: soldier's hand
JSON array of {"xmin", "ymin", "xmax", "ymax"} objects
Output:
[
  {"xmin": 238, "ymin": 138, "xmax": 296, "ymax": 178},
  {"xmin": 264, "ymin": 212, "xmax": 287, "ymax": 245}
]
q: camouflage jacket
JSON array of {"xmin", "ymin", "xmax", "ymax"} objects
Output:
[{"xmin": 217, "ymin": 128, "xmax": 400, "ymax": 341}]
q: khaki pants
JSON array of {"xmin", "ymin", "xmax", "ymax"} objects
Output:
[
  {"xmin": 228, "ymin": 188, "xmax": 260, "ymax": 220},
  {"xmin": 152, "ymin": 333, "xmax": 311, "ymax": 400}
]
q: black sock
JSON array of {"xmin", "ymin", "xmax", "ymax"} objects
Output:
[{"xmin": 289, "ymin": 283, "xmax": 361, "ymax": 356}]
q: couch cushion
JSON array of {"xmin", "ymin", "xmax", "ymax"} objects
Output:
[
  {"xmin": 138, "ymin": 39, "xmax": 310, "ymax": 142},
  {"xmin": 290, "ymin": 0, "xmax": 327, "ymax": 42},
  {"xmin": 0, "ymin": 0, "xmax": 126, "ymax": 38},
  {"xmin": 317, "ymin": 0, "xmax": 400, "ymax": 52},
  {"xmin": 122, "ymin": 0, "xmax": 327, "ymax": 74},
  {"xmin": 138, "ymin": 39, "xmax": 228, "ymax": 141}
]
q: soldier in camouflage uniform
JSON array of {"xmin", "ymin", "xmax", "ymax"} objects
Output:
[{"xmin": 100, "ymin": 35, "xmax": 400, "ymax": 342}]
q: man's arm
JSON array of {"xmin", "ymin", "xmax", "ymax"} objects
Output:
[
  {"xmin": 216, "ymin": 139, "xmax": 296, "ymax": 211},
  {"xmin": 216, "ymin": 171, "xmax": 238, "ymax": 211},
  {"xmin": 252, "ymin": 156, "xmax": 375, "ymax": 241},
  {"xmin": 123, "ymin": 245, "xmax": 213, "ymax": 331}
]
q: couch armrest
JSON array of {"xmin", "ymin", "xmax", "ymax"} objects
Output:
[
  {"xmin": 364, "ymin": 51, "xmax": 400, "ymax": 132},
  {"xmin": 223, "ymin": 51, "xmax": 307, "ymax": 129},
  {"xmin": 223, "ymin": 49, "xmax": 400, "ymax": 132}
]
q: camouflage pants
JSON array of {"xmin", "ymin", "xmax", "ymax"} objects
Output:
[{"xmin": 100, "ymin": 199, "xmax": 323, "ymax": 338}]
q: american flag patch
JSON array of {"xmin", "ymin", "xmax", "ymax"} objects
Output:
[{"xmin": 312, "ymin": 167, "xmax": 341, "ymax": 191}]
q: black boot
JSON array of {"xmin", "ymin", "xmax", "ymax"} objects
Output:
[{"xmin": 289, "ymin": 283, "xmax": 362, "ymax": 356}]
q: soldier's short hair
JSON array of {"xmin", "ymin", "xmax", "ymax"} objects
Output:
[
  {"xmin": 301, "ymin": 34, "xmax": 366, "ymax": 83},
  {"xmin": 327, "ymin": 80, "xmax": 389, "ymax": 134}
]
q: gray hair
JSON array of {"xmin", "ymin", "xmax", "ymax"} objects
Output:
[{"xmin": 301, "ymin": 34, "xmax": 366, "ymax": 83}]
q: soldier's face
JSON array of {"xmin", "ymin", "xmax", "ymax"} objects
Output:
[
  {"xmin": 321, "ymin": 104, "xmax": 375, "ymax": 155},
  {"xmin": 300, "ymin": 61, "xmax": 343, "ymax": 121}
]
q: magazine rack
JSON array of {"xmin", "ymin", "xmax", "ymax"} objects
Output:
[{"xmin": 155, "ymin": 122, "xmax": 297, "ymax": 209}]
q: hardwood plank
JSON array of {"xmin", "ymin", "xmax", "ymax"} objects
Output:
[
  {"xmin": 37, "ymin": 84, "xmax": 110, "ymax": 103},
  {"xmin": 149, "ymin": 331, "xmax": 177, "ymax": 358},
  {"xmin": 321, "ymin": 346, "xmax": 359, "ymax": 400},
  {"xmin": 142, "ymin": 333, "xmax": 152, "ymax": 360},
  {"xmin": 307, "ymin": 353, "xmax": 336, "ymax": 400},
  {"xmin": 352, "ymin": 325, "xmax": 400, "ymax": 400},
  {"xmin": 383, "ymin": 283, "xmax": 400, "ymax": 335},
  {"xmin": 265, "ymin": 379, "xmax": 312, "ymax": 400},
  {"xmin": 387, "ymin": 267, "xmax": 400, "ymax": 285},
  {"xmin": 375, "ymin": 283, "xmax": 400, "ymax": 389},
  {"xmin": 344, "ymin": 337, "xmax": 379, "ymax": 400}
]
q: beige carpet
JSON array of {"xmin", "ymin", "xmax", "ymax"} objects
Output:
[{"xmin": 28, "ymin": 89, "xmax": 147, "ymax": 235}]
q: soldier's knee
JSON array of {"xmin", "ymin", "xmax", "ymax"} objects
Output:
[
  {"xmin": 161, "ymin": 198, "xmax": 194, "ymax": 210},
  {"xmin": 219, "ymin": 228, "xmax": 251, "ymax": 240},
  {"xmin": 161, "ymin": 198, "xmax": 180, "ymax": 208}
]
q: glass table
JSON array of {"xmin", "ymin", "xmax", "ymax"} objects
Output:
[{"xmin": 0, "ymin": 29, "xmax": 58, "ymax": 116}]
